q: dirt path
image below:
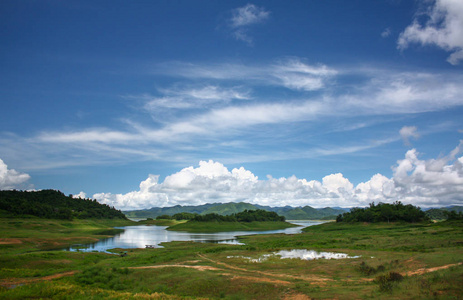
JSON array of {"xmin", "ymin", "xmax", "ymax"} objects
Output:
[
  {"xmin": 2, "ymin": 257, "xmax": 460, "ymax": 290},
  {"xmin": 0, "ymin": 271, "xmax": 77, "ymax": 289},
  {"xmin": 130, "ymin": 265, "xmax": 220, "ymax": 271},
  {"xmin": 198, "ymin": 253, "xmax": 331, "ymax": 285},
  {"xmin": 404, "ymin": 262, "xmax": 463, "ymax": 276}
]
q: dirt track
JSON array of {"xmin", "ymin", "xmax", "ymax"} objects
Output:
[{"xmin": 1, "ymin": 257, "xmax": 461, "ymax": 290}]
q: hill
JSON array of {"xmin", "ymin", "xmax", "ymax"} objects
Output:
[
  {"xmin": 0, "ymin": 189, "xmax": 127, "ymax": 220},
  {"xmin": 201, "ymin": 202, "xmax": 258, "ymax": 215},
  {"xmin": 124, "ymin": 202, "xmax": 346, "ymax": 220},
  {"xmin": 336, "ymin": 201, "xmax": 429, "ymax": 223}
]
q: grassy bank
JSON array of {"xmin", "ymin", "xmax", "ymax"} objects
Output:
[
  {"xmin": 135, "ymin": 218, "xmax": 186, "ymax": 226},
  {"xmin": 1, "ymin": 218, "xmax": 462, "ymax": 299},
  {"xmin": 167, "ymin": 220, "xmax": 297, "ymax": 233},
  {"xmin": 0, "ymin": 216, "xmax": 135, "ymax": 254}
]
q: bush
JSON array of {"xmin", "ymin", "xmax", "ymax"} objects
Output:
[
  {"xmin": 357, "ymin": 262, "xmax": 385, "ymax": 276},
  {"xmin": 375, "ymin": 272, "xmax": 404, "ymax": 292}
]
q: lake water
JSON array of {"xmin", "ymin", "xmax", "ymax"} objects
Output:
[{"xmin": 67, "ymin": 221, "xmax": 323, "ymax": 253}]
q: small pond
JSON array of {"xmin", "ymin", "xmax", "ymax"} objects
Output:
[{"xmin": 66, "ymin": 221, "xmax": 323, "ymax": 253}]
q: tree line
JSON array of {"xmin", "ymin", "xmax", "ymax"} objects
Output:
[
  {"xmin": 157, "ymin": 209, "xmax": 286, "ymax": 223},
  {"xmin": 0, "ymin": 190, "xmax": 127, "ymax": 220},
  {"xmin": 191, "ymin": 209, "xmax": 285, "ymax": 222},
  {"xmin": 336, "ymin": 202, "xmax": 429, "ymax": 223}
]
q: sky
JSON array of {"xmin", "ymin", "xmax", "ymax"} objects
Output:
[{"xmin": 1, "ymin": 0, "xmax": 463, "ymax": 210}]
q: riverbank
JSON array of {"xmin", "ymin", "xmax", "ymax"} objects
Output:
[
  {"xmin": 167, "ymin": 220, "xmax": 298, "ymax": 233},
  {"xmin": 0, "ymin": 216, "xmax": 135, "ymax": 254}
]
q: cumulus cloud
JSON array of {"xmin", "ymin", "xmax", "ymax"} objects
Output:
[
  {"xmin": 73, "ymin": 191, "xmax": 87, "ymax": 199},
  {"xmin": 400, "ymin": 126, "xmax": 420, "ymax": 146},
  {"xmin": 398, "ymin": 0, "xmax": 463, "ymax": 65},
  {"xmin": 229, "ymin": 4, "xmax": 270, "ymax": 45},
  {"xmin": 0, "ymin": 159, "xmax": 32, "ymax": 190},
  {"xmin": 92, "ymin": 142, "xmax": 463, "ymax": 210}
]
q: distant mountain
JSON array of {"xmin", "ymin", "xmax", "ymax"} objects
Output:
[
  {"xmin": 124, "ymin": 202, "xmax": 346, "ymax": 220},
  {"xmin": 123, "ymin": 203, "xmax": 217, "ymax": 219},
  {"xmin": 201, "ymin": 202, "xmax": 257, "ymax": 215}
]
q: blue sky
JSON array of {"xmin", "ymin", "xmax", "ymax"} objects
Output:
[{"xmin": 1, "ymin": 0, "xmax": 463, "ymax": 210}]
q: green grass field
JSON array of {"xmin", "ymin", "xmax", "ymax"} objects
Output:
[{"xmin": 1, "ymin": 217, "xmax": 462, "ymax": 299}]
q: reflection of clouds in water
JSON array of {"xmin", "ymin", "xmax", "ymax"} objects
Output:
[
  {"xmin": 276, "ymin": 249, "xmax": 361, "ymax": 260},
  {"xmin": 68, "ymin": 221, "xmax": 324, "ymax": 253},
  {"xmin": 227, "ymin": 249, "xmax": 360, "ymax": 263}
]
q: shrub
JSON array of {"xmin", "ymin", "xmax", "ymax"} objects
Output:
[{"xmin": 375, "ymin": 272, "xmax": 404, "ymax": 292}]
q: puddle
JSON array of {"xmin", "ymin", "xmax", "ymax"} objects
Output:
[
  {"xmin": 227, "ymin": 249, "xmax": 360, "ymax": 263},
  {"xmin": 276, "ymin": 249, "xmax": 361, "ymax": 260}
]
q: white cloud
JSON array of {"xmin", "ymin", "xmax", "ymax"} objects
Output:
[
  {"xmin": 230, "ymin": 4, "xmax": 270, "ymax": 28},
  {"xmin": 142, "ymin": 85, "xmax": 251, "ymax": 120},
  {"xmin": 272, "ymin": 59, "xmax": 337, "ymax": 91},
  {"xmin": 0, "ymin": 159, "xmax": 32, "ymax": 190},
  {"xmin": 229, "ymin": 4, "xmax": 270, "ymax": 45},
  {"xmin": 6, "ymin": 60, "xmax": 463, "ymax": 171},
  {"xmin": 398, "ymin": 0, "xmax": 463, "ymax": 65},
  {"xmin": 343, "ymin": 71, "xmax": 463, "ymax": 114},
  {"xmin": 92, "ymin": 142, "xmax": 463, "ymax": 210},
  {"xmin": 156, "ymin": 58, "xmax": 337, "ymax": 92},
  {"xmin": 73, "ymin": 191, "xmax": 87, "ymax": 199},
  {"xmin": 400, "ymin": 126, "xmax": 420, "ymax": 146},
  {"xmin": 381, "ymin": 28, "xmax": 392, "ymax": 38}
]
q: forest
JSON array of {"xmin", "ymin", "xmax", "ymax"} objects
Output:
[
  {"xmin": 336, "ymin": 201, "xmax": 429, "ymax": 223},
  {"xmin": 190, "ymin": 209, "xmax": 286, "ymax": 222},
  {"xmin": 0, "ymin": 189, "xmax": 127, "ymax": 220}
]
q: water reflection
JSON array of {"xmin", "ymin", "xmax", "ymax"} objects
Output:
[{"xmin": 67, "ymin": 221, "xmax": 323, "ymax": 253}]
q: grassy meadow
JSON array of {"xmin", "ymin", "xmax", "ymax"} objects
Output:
[{"xmin": 0, "ymin": 216, "xmax": 462, "ymax": 299}]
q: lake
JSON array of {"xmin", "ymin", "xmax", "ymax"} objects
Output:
[{"xmin": 67, "ymin": 221, "xmax": 323, "ymax": 252}]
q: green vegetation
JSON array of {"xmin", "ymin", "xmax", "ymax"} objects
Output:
[
  {"xmin": 336, "ymin": 201, "xmax": 429, "ymax": 223},
  {"xmin": 0, "ymin": 190, "xmax": 127, "ymax": 220},
  {"xmin": 167, "ymin": 221, "xmax": 296, "ymax": 233},
  {"xmin": 192, "ymin": 209, "xmax": 286, "ymax": 222},
  {"xmin": 1, "ymin": 217, "xmax": 462, "ymax": 299},
  {"xmin": 201, "ymin": 202, "xmax": 258, "ymax": 215},
  {"xmin": 156, "ymin": 212, "xmax": 199, "ymax": 220},
  {"xmin": 0, "ymin": 216, "xmax": 134, "ymax": 254},
  {"xmin": 124, "ymin": 202, "xmax": 346, "ymax": 220},
  {"xmin": 166, "ymin": 210, "xmax": 294, "ymax": 233},
  {"xmin": 426, "ymin": 206, "xmax": 463, "ymax": 221}
]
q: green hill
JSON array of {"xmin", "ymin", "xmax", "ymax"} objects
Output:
[
  {"xmin": 0, "ymin": 189, "xmax": 127, "ymax": 220},
  {"xmin": 201, "ymin": 202, "xmax": 257, "ymax": 215},
  {"xmin": 124, "ymin": 202, "xmax": 346, "ymax": 220},
  {"xmin": 124, "ymin": 203, "xmax": 216, "ymax": 219}
]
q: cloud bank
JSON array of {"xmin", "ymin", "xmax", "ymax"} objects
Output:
[
  {"xmin": 0, "ymin": 159, "xmax": 32, "ymax": 190},
  {"xmin": 398, "ymin": 0, "xmax": 463, "ymax": 65},
  {"xmin": 93, "ymin": 141, "xmax": 463, "ymax": 210}
]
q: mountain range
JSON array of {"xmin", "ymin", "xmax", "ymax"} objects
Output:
[{"xmin": 123, "ymin": 202, "xmax": 349, "ymax": 220}]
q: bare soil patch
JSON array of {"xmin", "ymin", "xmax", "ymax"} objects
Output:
[
  {"xmin": 0, "ymin": 271, "xmax": 77, "ymax": 288},
  {"xmin": 130, "ymin": 265, "xmax": 221, "ymax": 271},
  {"xmin": 0, "ymin": 238, "xmax": 23, "ymax": 245},
  {"xmin": 404, "ymin": 262, "xmax": 462, "ymax": 276}
]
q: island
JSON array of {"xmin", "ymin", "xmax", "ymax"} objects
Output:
[{"xmin": 166, "ymin": 209, "xmax": 298, "ymax": 232}]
